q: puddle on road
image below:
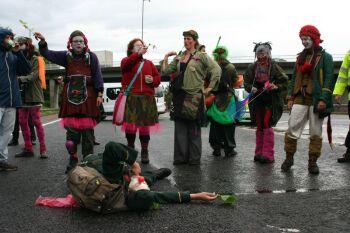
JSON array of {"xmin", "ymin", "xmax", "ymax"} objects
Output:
[
  {"xmin": 266, "ymin": 224, "xmax": 301, "ymax": 232},
  {"xmin": 253, "ymin": 188, "xmax": 320, "ymax": 194}
]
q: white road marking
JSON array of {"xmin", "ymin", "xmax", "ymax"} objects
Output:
[
  {"xmin": 266, "ymin": 225, "xmax": 301, "ymax": 232},
  {"xmin": 17, "ymin": 119, "xmax": 60, "ymax": 134},
  {"xmin": 42, "ymin": 119, "xmax": 61, "ymax": 127}
]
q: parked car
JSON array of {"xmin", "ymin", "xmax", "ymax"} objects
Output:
[
  {"xmin": 155, "ymin": 84, "xmax": 166, "ymax": 115},
  {"xmin": 103, "ymin": 83, "xmax": 122, "ymax": 116},
  {"xmin": 102, "ymin": 82, "xmax": 167, "ymax": 117}
]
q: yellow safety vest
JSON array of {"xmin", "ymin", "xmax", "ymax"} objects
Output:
[{"xmin": 333, "ymin": 51, "xmax": 350, "ymax": 100}]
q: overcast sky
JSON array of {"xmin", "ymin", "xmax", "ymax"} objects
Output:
[{"xmin": 1, "ymin": 0, "xmax": 349, "ymax": 63}]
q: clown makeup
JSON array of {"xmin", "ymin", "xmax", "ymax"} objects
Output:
[
  {"xmin": 71, "ymin": 36, "xmax": 85, "ymax": 54},
  {"xmin": 256, "ymin": 49, "xmax": 268, "ymax": 61},
  {"xmin": 132, "ymin": 40, "xmax": 144, "ymax": 53},
  {"xmin": 301, "ymin": 36, "xmax": 313, "ymax": 49}
]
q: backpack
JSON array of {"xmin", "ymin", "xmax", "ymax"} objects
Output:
[{"xmin": 67, "ymin": 164, "xmax": 128, "ymax": 214}]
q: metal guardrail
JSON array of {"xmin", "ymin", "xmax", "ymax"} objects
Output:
[{"xmin": 45, "ymin": 54, "xmax": 346, "ymax": 70}]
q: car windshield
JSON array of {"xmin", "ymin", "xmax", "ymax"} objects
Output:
[{"xmin": 106, "ymin": 87, "xmax": 121, "ymax": 100}]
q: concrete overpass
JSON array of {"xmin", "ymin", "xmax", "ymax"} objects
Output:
[{"xmin": 45, "ymin": 61, "xmax": 342, "ymax": 108}]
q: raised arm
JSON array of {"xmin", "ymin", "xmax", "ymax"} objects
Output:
[
  {"xmin": 34, "ymin": 32, "xmax": 67, "ymax": 67},
  {"xmin": 38, "ymin": 41, "xmax": 67, "ymax": 67},
  {"xmin": 121, "ymin": 52, "xmax": 142, "ymax": 72},
  {"xmin": 161, "ymin": 51, "xmax": 178, "ymax": 76}
]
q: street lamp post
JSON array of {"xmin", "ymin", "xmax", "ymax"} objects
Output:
[{"xmin": 141, "ymin": 0, "xmax": 150, "ymax": 40}]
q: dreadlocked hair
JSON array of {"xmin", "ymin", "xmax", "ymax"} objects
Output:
[{"xmin": 253, "ymin": 42, "xmax": 272, "ymax": 53}]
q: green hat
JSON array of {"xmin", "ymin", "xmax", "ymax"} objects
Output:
[
  {"xmin": 183, "ymin": 30, "xmax": 199, "ymax": 40},
  {"xmin": 213, "ymin": 45, "xmax": 229, "ymax": 60},
  {"xmin": 102, "ymin": 142, "xmax": 138, "ymax": 183}
]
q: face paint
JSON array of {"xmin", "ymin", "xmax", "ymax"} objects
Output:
[
  {"xmin": 71, "ymin": 36, "xmax": 85, "ymax": 53},
  {"xmin": 301, "ymin": 36, "xmax": 313, "ymax": 49},
  {"xmin": 256, "ymin": 49, "xmax": 269, "ymax": 63}
]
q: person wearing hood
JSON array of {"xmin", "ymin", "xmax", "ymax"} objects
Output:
[
  {"xmin": 34, "ymin": 31, "xmax": 104, "ymax": 173},
  {"xmin": 244, "ymin": 42, "xmax": 288, "ymax": 164},
  {"xmin": 282, "ymin": 25, "xmax": 335, "ymax": 174},
  {"xmin": 118, "ymin": 38, "xmax": 161, "ymax": 164},
  {"xmin": 206, "ymin": 45, "xmax": 238, "ymax": 157},
  {"xmin": 14, "ymin": 37, "xmax": 47, "ymax": 159},
  {"xmin": 82, "ymin": 141, "xmax": 218, "ymax": 211},
  {"xmin": 0, "ymin": 27, "xmax": 32, "ymax": 171}
]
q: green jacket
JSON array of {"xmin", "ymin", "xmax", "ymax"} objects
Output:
[
  {"xmin": 244, "ymin": 60, "xmax": 288, "ymax": 126},
  {"xmin": 333, "ymin": 51, "xmax": 350, "ymax": 100},
  {"xmin": 218, "ymin": 58, "xmax": 238, "ymax": 89},
  {"xmin": 18, "ymin": 55, "xmax": 45, "ymax": 105},
  {"xmin": 161, "ymin": 50, "xmax": 221, "ymax": 95},
  {"xmin": 288, "ymin": 48, "xmax": 335, "ymax": 117}
]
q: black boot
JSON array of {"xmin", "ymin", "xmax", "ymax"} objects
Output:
[
  {"xmin": 31, "ymin": 138, "xmax": 36, "ymax": 145},
  {"xmin": 65, "ymin": 156, "xmax": 78, "ymax": 174},
  {"xmin": 338, "ymin": 149, "xmax": 350, "ymax": 163},
  {"xmin": 281, "ymin": 153, "xmax": 294, "ymax": 172},
  {"xmin": 308, "ymin": 155, "xmax": 320, "ymax": 175},
  {"xmin": 0, "ymin": 161, "xmax": 18, "ymax": 171},
  {"xmin": 153, "ymin": 168, "xmax": 172, "ymax": 181},
  {"xmin": 225, "ymin": 149, "xmax": 237, "ymax": 157},
  {"xmin": 93, "ymin": 141, "xmax": 100, "ymax": 145},
  {"xmin": 15, "ymin": 150, "xmax": 34, "ymax": 158},
  {"xmin": 212, "ymin": 148, "xmax": 221, "ymax": 157},
  {"xmin": 8, "ymin": 139, "xmax": 18, "ymax": 146},
  {"xmin": 141, "ymin": 149, "xmax": 149, "ymax": 164}
]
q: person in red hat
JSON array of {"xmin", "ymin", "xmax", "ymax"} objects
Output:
[
  {"xmin": 34, "ymin": 31, "xmax": 104, "ymax": 173},
  {"xmin": 282, "ymin": 25, "xmax": 335, "ymax": 174}
]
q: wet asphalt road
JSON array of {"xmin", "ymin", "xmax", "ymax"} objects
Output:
[{"xmin": 1, "ymin": 113, "xmax": 350, "ymax": 233}]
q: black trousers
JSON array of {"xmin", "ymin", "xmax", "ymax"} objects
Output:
[
  {"xmin": 209, "ymin": 120, "xmax": 236, "ymax": 153},
  {"xmin": 66, "ymin": 127, "xmax": 94, "ymax": 157},
  {"xmin": 345, "ymin": 102, "xmax": 350, "ymax": 149}
]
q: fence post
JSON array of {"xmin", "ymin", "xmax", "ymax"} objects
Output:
[{"xmin": 49, "ymin": 79, "xmax": 59, "ymax": 109}]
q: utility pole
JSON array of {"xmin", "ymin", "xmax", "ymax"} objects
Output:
[{"xmin": 141, "ymin": 0, "xmax": 150, "ymax": 40}]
